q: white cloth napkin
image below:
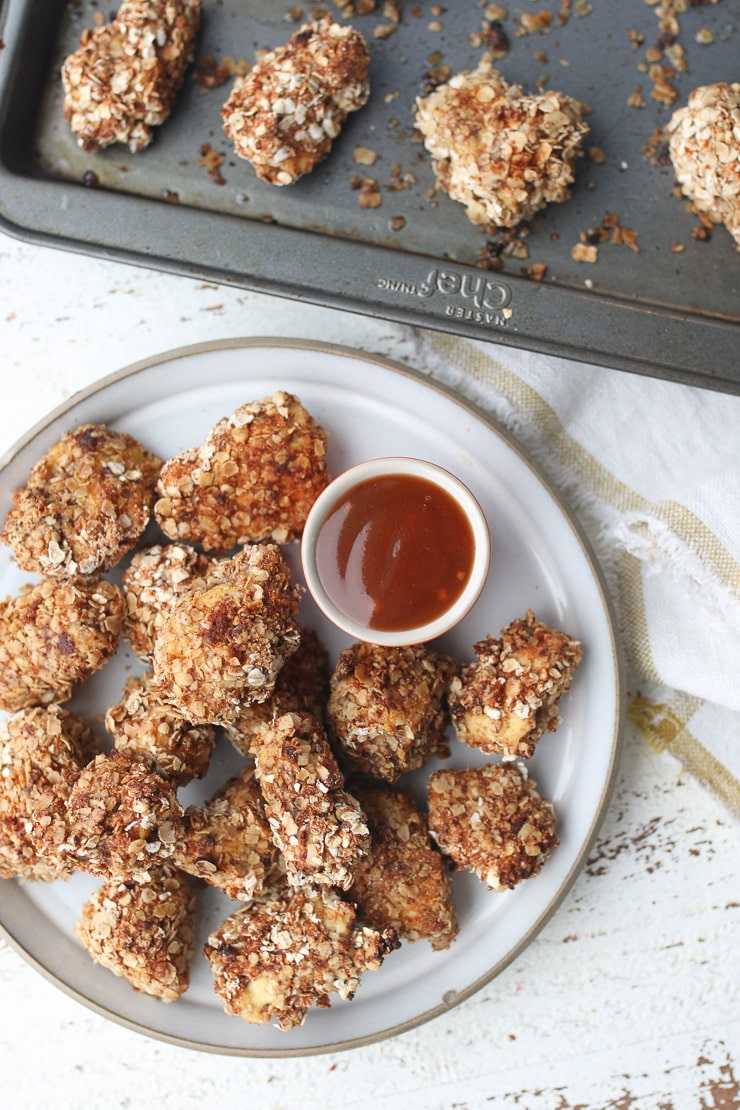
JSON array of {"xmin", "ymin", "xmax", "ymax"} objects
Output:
[{"xmin": 415, "ymin": 332, "xmax": 740, "ymax": 817}]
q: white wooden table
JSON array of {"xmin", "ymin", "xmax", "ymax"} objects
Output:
[{"xmin": 1, "ymin": 233, "xmax": 738, "ymax": 1110}]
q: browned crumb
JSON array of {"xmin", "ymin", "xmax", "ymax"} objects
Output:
[
  {"xmin": 327, "ymin": 642, "xmax": 458, "ymax": 783},
  {"xmin": 572, "ymin": 242, "xmax": 598, "ymax": 262},
  {"xmin": 122, "ymin": 543, "xmax": 213, "ymax": 660},
  {"xmin": 427, "ymin": 762, "xmax": 558, "ymax": 890},
  {"xmin": 348, "ymin": 781, "xmax": 458, "ymax": 950},
  {"xmin": 448, "ymin": 610, "xmax": 582, "ymax": 760},
  {"xmin": 192, "ymin": 53, "xmax": 250, "ymax": 93},
  {"xmin": 61, "ymin": 0, "xmax": 202, "ymax": 152},
  {"xmin": 0, "ymin": 577, "xmax": 124, "ymax": 712},
  {"xmin": 1, "ymin": 424, "xmax": 162, "ymax": 579},
  {"xmin": 154, "ymin": 391, "xmax": 330, "ymax": 550},
  {"xmin": 0, "ymin": 705, "xmax": 97, "ymax": 881},
  {"xmin": 151, "ymin": 544, "xmax": 301, "ymax": 726},
  {"xmin": 204, "ymin": 886, "xmax": 399, "ymax": 1030},
  {"xmin": 221, "ymin": 19, "xmax": 370, "ymax": 186},
  {"xmin": 75, "ymin": 865, "xmax": 195, "ymax": 1001},
  {"xmin": 333, "ymin": 0, "xmax": 377, "ymax": 14}
]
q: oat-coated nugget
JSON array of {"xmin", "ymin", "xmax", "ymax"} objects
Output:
[
  {"xmin": 221, "ymin": 19, "xmax": 370, "ymax": 186},
  {"xmin": 0, "ymin": 705, "xmax": 97, "ymax": 882},
  {"xmin": 327, "ymin": 642, "xmax": 458, "ymax": 783},
  {"xmin": 204, "ymin": 886, "xmax": 399, "ymax": 1031},
  {"xmin": 0, "ymin": 577, "xmax": 124, "ymax": 712},
  {"xmin": 427, "ymin": 762, "xmax": 558, "ymax": 891},
  {"xmin": 75, "ymin": 865, "xmax": 195, "ymax": 1001},
  {"xmin": 122, "ymin": 543, "xmax": 213, "ymax": 660},
  {"xmin": 152, "ymin": 544, "xmax": 301, "ymax": 726},
  {"xmin": 62, "ymin": 0, "xmax": 202, "ymax": 153},
  {"xmin": 105, "ymin": 671, "xmax": 217, "ymax": 786},
  {"xmin": 154, "ymin": 392, "xmax": 330, "ymax": 550},
  {"xmin": 1, "ymin": 424, "xmax": 162, "ymax": 579},
  {"xmin": 172, "ymin": 767, "xmax": 280, "ymax": 902},
  {"xmin": 48, "ymin": 749, "xmax": 184, "ymax": 883},
  {"xmin": 448, "ymin": 610, "xmax": 582, "ymax": 760},
  {"xmin": 253, "ymin": 711, "xmax": 369, "ymax": 891},
  {"xmin": 349, "ymin": 782, "xmax": 458, "ymax": 951}
]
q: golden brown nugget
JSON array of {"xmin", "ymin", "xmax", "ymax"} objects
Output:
[
  {"xmin": 221, "ymin": 19, "xmax": 370, "ymax": 186},
  {"xmin": 0, "ymin": 577, "xmax": 124, "ymax": 712},
  {"xmin": 448, "ymin": 610, "xmax": 582, "ymax": 760},
  {"xmin": 122, "ymin": 543, "xmax": 213, "ymax": 660},
  {"xmin": 1, "ymin": 424, "xmax": 161, "ymax": 579},
  {"xmin": 252, "ymin": 711, "xmax": 369, "ymax": 891},
  {"xmin": 348, "ymin": 782, "xmax": 458, "ymax": 951},
  {"xmin": 427, "ymin": 762, "xmax": 558, "ymax": 891},
  {"xmin": 75, "ymin": 865, "xmax": 195, "ymax": 1001},
  {"xmin": 204, "ymin": 886, "xmax": 399, "ymax": 1031},
  {"xmin": 151, "ymin": 544, "xmax": 301, "ymax": 726},
  {"xmin": 154, "ymin": 392, "xmax": 330, "ymax": 550},
  {"xmin": 172, "ymin": 767, "xmax": 280, "ymax": 902},
  {"xmin": 105, "ymin": 671, "xmax": 217, "ymax": 786},
  {"xmin": 48, "ymin": 749, "xmax": 184, "ymax": 883},
  {"xmin": 327, "ymin": 642, "xmax": 458, "ymax": 783},
  {"xmin": 62, "ymin": 0, "xmax": 202, "ymax": 152},
  {"xmin": 415, "ymin": 65, "xmax": 588, "ymax": 229},
  {"xmin": 0, "ymin": 705, "xmax": 97, "ymax": 882}
]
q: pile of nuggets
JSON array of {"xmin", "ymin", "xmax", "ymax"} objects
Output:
[{"xmin": 0, "ymin": 389, "xmax": 582, "ymax": 1032}]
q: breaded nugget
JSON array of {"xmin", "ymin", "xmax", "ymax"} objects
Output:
[
  {"xmin": 152, "ymin": 544, "xmax": 301, "ymax": 726},
  {"xmin": 427, "ymin": 762, "xmax": 558, "ymax": 891},
  {"xmin": 415, "ymin": 65, "xmax": 588, "ymax": 229},
  {"xmin": 0, "ymin": 705, "xmax": 97, "ymax": 882},
  {"xmin": 204, "ymin": 886, "xmax": 399, "ymax": 1030},
  {"xmin": 74, "ymin": 865, "xmax": 195, "ymax": 1001},
  {"xmin": 154, "ymin": 391, "xmax": 330, "ymax": 550},
  {"xmin": 448, "ymin": 610, "xmax": 582, "ymax": 760},
  {"xmin": 105, "ymin": 671, "xmax": 217, "ymax": 786},
  {"xmin": 348, "ymin": 782, "xmax": 458, "ymax": 951},
  {"xmin": 46, "ymin": 749, "xmax": 184, "ymax": 883},
  {"xmin": 327, "ymin": 642, "xmax": 458, "ymax": 783},
  {"xmin": 225, "ymin": 627, "xmax": 330, "ymax": 758},
  {"xmin": 122, "ymin": 543, "xmax": 213, "ymax": 660},
  {"xmin": 221, "ymin": 19, "xmax": 370, "ymax": 186},
  {"xmin": 62, "ymin": 0, "xmax": 202, "ymax": 152},
  {"xmin": 252, "ymin": 711, "xmax": 369, "ymax": 891},
  {"xmin": 1, "ymin": 424, "xmax": 161, "ymax": 579},
  {"xmin": 172, "ymin": 767, "xmax": 281, "ymax": 902},
  {"xmin": 0, "ymin": 577, "xmax": 124, "ymax": 712}
]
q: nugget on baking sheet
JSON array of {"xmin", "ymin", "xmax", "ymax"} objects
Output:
[
  {"xmin": 204, "ymin": 886, "xmax": 398, "ymax": 1031},
  {"xmin": 0, "ymin": 577, "xmax": 124, "ymax": 712},
  {"xmin": 122, "ymin": 543, "xmax": 213, "ymax": 660},
  {"xmin": 152, "ymin": 544, "xmax": 301, "ymax": 726},
  {"xmin": 348, "ymin": 782, "xmax": 458, "ymax": 951},
  {"xmin": 427, "ymin": 762, "xmax": 558, "ymax": 891},
  {"xmin": 225, "ymin": 627, "xmax": 330, "ymax": 758},
  {"xmin": 45, "ymin": 750, "xmax": 184, "ymax": 883},
  {"xmin": 1, "ymin": 424, "xmax": 161, "ymax": 579},
  {"xmin": 414, "ymin": 65, "xmax": 588, "ymax": 229},
  {"xmin": 154, "ymin": 392, "xmax": 329, "ymax": 550},
  {"xmin": 172, "ymin": 767, "xmax": 281, "ymax": 903},
  {"xmin": 0, "ymin": 705, "xmax": 97, "ymax": 882},
  {"xmin": 61, "ymin": 0, "xmax": 202, "ymax": 153},
  {"xmin": 252, "ymin": 711, "xmax": 369, "ymax": 891},
  {"xmin": 105, "ymin": 671, "xmax": 217, "ymax": 786},
  {"xmin": 75, "ymin": 865, "xmax": 195, "ymax": 1002},
  {"xmin": 666, "ymin": 83, "xmax": 740, "ymax": 245},
  {"xmin": 221, "ymin": 19, "xmax": 370, "ymax": 186},
  {"xmin": 327, "ymin": 642, "xmax": 458, "ymax": 783},
  {"xmin": 448, "ymin": 610, "xmax": 582, "ymax": 760}
]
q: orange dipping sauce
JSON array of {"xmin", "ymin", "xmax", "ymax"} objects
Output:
[{"xmin": 315, "ymin": 473, "xmax": 475, "ymax": 632}]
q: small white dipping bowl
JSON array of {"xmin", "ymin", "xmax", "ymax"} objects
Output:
[{"xmin": 300, "ymin": 456, "xmax": 491, "ymax": 646}]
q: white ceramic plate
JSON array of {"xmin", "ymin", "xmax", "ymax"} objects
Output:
[{"xmin": 0, "ymin": 339, "xmax": 623, "ymax": 1057}]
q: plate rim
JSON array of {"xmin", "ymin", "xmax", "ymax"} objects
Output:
[{"xmin": 0, "ymin": 336, "xmax": 625, "ymax": 1057}]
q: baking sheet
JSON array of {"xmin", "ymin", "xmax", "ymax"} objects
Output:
[{"xmin": 0, "ymin": 0, "xmax": 738, "ymax": 391}]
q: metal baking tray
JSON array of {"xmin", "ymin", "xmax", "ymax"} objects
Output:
[{"xmin": 1, "ymin": 0, "xmax": 738, "ymax": 392}]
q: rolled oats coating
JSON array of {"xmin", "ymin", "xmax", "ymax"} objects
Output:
[{"xmin": 122, "ymin": 543, "xmax": 213, "ymax": 660}]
